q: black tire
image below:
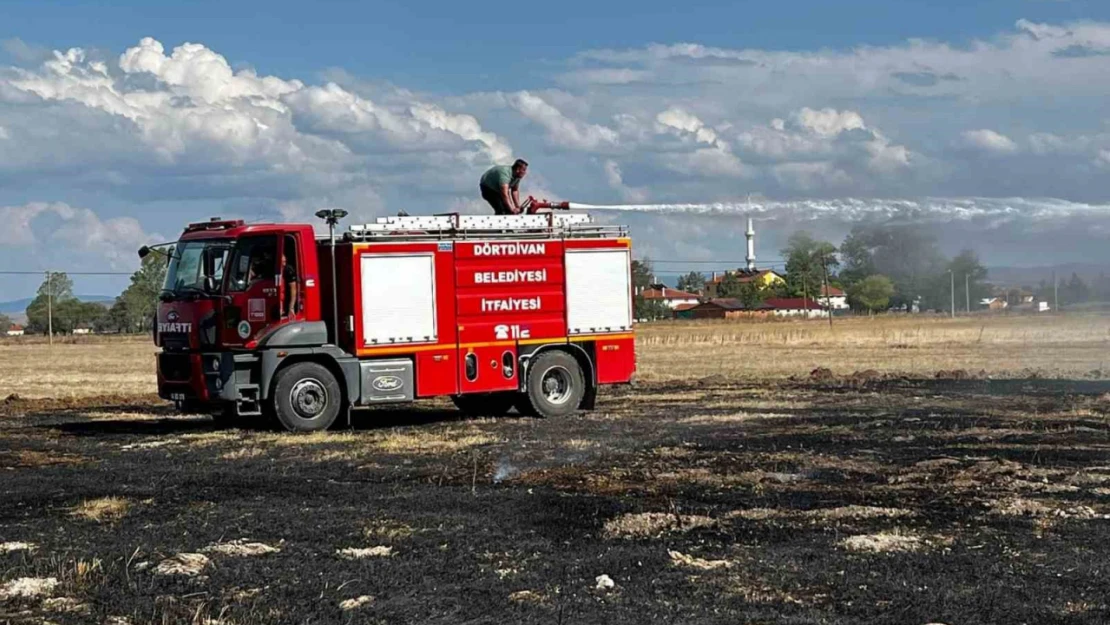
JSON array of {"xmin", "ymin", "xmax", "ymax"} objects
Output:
[
  {"xmin": 522, "ymin": 351, "xmax": 586, "ymax": 418},
  {"xmin": 271, "ymin": 362, "xmax": 342, "ymax": 432},
  {"xmin": 452, "ymin": 392, "xmax": 518, "ymax": 417}
]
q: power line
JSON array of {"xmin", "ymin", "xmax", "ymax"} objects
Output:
[
  {"xmin": 647, "ymin": 258, "xmax": 787, "ymax": 265},
  {"xmin": 0, "ymin": 270, "xmax": 133, "ymax": 276}
]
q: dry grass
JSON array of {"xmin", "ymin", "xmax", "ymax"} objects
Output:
[
  {"xmin": 0, "ymin": 335, "xmax": 156, "ymax": 398},
  {"xmin": 602, "ymin": 512, "xmax": 717, "ymax": 539},
  {"xmin": 636, "ymin": 314, "xmax": 1110, "ymax": 380},
  {"xmin": 1, "ymin": 315, "xmax": 1107, "ymax": 399},
  {"xmin": 71, "ymin": 496, "xmax": 132, "ymax": 523},
  {"xmin": 0, "ymin": 449, "xmax": 90, "ymax": 468}
]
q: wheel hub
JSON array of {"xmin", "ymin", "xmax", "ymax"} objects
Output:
[
  {"xmin": 290, "ymin": 379, "xmax": 328, "ymax": 420},
  {"xmin": 541, "ymin": 366, "xmax": 573, "ymax": 405}
]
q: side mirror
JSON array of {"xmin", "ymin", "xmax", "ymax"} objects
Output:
[
  {"xmin": 138, "ymin": 245, "xmax": 150, "ymax": 259},
  {"xmin": 204, "ymin": 275, "xmax": 218, "ymax": 293}
]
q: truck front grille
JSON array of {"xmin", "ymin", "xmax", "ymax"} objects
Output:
[
  {"xmin": 161, "ymin": 334, "xmax": 190, "ymax": 351},
  {"xmin": 159, "ymin": 353, "xmax": 192, "ymax": 382}
]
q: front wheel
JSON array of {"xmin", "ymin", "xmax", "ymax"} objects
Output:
[
  {"xmin": 522, "ymin": 351, "xmax": 586, "ymax": 419},
  {"xmin": 271, "ymin": 362, "xmax": 342, "ymax": 432}
]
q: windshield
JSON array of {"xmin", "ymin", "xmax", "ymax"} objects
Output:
[{"xmin": 163, "ymin": 240, "xmax": 230, "ymax": 294}]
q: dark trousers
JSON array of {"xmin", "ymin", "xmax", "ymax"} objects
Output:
[{"xmin": 480, "ymin": 185, "xmax": 514, "ymax": 215}]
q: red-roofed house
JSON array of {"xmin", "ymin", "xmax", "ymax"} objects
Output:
[
  {"xmin": 763, "ymin": 297, "xmax": 829, "ymax": 319},
  {"xmin": 641, "ymin": 285, "xmax": 701, "ymax": 310},
  {"xmin": 5, "ymin": 324, "xmax": 25, "ymax": 337},
  {"xmin": 818, "ymin": 285, "xmax": 849, "ymax": 310}
]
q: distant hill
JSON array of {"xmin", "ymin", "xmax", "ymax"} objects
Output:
[
  {"xmin": 987, "ymin": 263, "xmax": 1110, "ymax": 288},
  {"xmin": 0, "ymin": 294, "xmax": 116, "ymax": 316}
]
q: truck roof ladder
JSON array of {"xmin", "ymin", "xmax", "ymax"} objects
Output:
[{"xmin": 343, "ymin": 213, "xmax": 627, "ymax": 242}]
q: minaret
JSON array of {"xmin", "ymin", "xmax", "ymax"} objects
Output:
[{"xmin": 745, "ymin": 217, "xmax": 756, "ymax": 271}]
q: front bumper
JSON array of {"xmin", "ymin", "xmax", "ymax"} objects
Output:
[{"xmin": 157, "ymin": 351, "xmax": 260, "ymax": 409}]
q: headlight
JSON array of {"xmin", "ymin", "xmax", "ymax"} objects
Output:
[{"xmin": 211, "ymin": 357, "xmax": 220, "ymax": 372}]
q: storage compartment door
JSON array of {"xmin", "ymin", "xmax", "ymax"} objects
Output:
[
  {"xmin": 360, "ymin": 253, "xmax": 437, "ymax": 345},
  {"xmin": 564, "ymin": 249, "xmax": 633, "ymax": 335}
]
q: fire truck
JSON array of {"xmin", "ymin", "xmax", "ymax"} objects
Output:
[{"xmin": 146, "ymin": 211, "xmax": 636, "ymax": 431}]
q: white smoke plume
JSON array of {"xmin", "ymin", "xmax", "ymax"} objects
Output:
[{"xmin": 568, "ymin": 197, "xmax": 1110, "ymax": 227}]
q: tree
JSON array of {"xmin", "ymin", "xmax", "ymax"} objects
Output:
[
  {"xmin": 675, "ymin": 271, "xmax": 704, "ymax": 295},
  {"xmin": 715, "ymin": 272, "xmax": 767, "ymax": 309},
  {"xmin": 0, "ymin": 313, "xmax": 11, "ymax": 332},
  {"xmin": 839, "ymin": 225, "xmax": 946, "ymax": 310},
  {"xmin": 631, "ymin": 259, "xmax": 670, "ymax": 321},
  {"xmin": 716, "ymin": 272, "xmax": 743, "ymax": 298},
  {"xmin": 631, "ymin": 259, "xmax": 654, "ymax": 291},
  {"xmin": 781, "ymin": 232, "xmax": 838, "ymax": 301},
  {"xmin": 848, "ymin": 275, "xmax": 895, "ymax": 315},
  {"xmin": 25, "ymin": 272, "xmax": 76, "ymax": 334},
  {"xmin": 97, "ymin": 299, "xmax": 132, "ymax": 334},
  {"xmin": 946, "ymin": 250, "xmax": 990, "ymax": 311},
  {"xmin": 1061, "ymin": 273, "xmax": 1090, "ymax": 306},
  {"xmin": 838, "ymin": 229, "xmax": 876, "ymax": 287},
  {"xmin": 736, "ymin": 282, "xmax": 767, "ymax": 310},
  {"xmin": 117, "ymin": 253, "xmax": 170, "ymax": 332}
]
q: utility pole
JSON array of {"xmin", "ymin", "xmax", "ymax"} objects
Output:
[
  {"xmin": 802, "ymin": 273, "xmax": 808, "ymax": 319},
  {"xmin": 821, "ymin": 255, "xmax": 834, "ymax": 329},
  {"xmin": 46, "ymin": 270, "xmax": 53, "ymax": 346},
  {"xmin": 1053, "ymin": 271, "xmax": 1059, "ymax": 313},
  {"xmin": 965, "ymin": 274, "xmax": 970, "ymax": 313},
  {"xmin": 952, "ymin": 271, "xmax": 957, "ymax": 317}
]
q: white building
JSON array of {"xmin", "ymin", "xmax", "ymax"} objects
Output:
[
  {"xmin": 5, "ymin": 325, "xmax": 25, "ymax": 337},
  {"xmin": 818, "ymin": 285, "xmax": 849, "ymax": 310},
  {"xmin": 764, "ymin": 297, "xmax": 830, "ymax": 319}
]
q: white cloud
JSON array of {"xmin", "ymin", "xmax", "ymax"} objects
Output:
[
  {"xmin": 0, "ymin": 202, "xmax": 161, "ymax": 268},
  {"xmin": 4, "ymin": 22, "xmax": 1110, "ymax": 297},
  {"xmin": 656, "ymin": 108, "xmax": 722, "ymax": 146},
  {"xmin": 1097, "ymin": 149, "xmax": 1110, "ymax": 168},
  {"xmin": 508, "ymin": 91, "xmax": 618, "ymax": 151},
  {"xmin": 795, "ymin": 108, "xmax": 866, "ymax": 138},
  {"xmin": 409, "ymin": 103, "xmax": 513, "ymax": 162},
  {"xmin": 963, "ymin": 129, "xmax": 1019, "ymax": 154}
]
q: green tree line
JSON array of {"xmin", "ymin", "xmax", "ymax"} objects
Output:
[
  {"xmin": 14, "ymin": 253, "xmax": 168, "ymax": 336},
  {"xmin": 632, "ymin": 223, "xmax": 1005, "ymax": 318}
]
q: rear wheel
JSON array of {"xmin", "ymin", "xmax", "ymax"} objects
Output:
[
  {"xmin": 271, "ymin": 362, "xmax": 342, "ymax": 432},
  {"xmin": 452, "ymin": 392, "xmax": 518, "ymax": 417},
  {"xmin": 522, "ymin": 351, "xmax": 586, "ymax": 418}
]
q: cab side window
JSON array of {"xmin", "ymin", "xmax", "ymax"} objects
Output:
[
  {"xmin": 228, "ymin": 237, "xmax": 278, "ymax": 292},
  {"xmin": 283, "ymin": 235, "xmax": 300, "ymax": 315}
]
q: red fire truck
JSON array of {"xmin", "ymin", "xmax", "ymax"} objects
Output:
[{"xmin": 146, "ymin": 212, "xmax": 635, "ymax": 431}]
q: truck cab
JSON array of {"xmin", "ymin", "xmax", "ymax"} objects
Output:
[
  {"xmin": 154, "ymin": 220, "xmax": 328, "ymax": 415},
  {"xmin": 151, "ymin": 213, "xmax": 635, "ymax": 431}
]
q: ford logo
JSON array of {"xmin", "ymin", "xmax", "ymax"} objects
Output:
[
  {"xmin": 372, "ymin": 375, "xmax": 404, "ymax": 392},
  {"xmin": 167, "ymin": 310, "xmax": 179, "ymax": 322}
]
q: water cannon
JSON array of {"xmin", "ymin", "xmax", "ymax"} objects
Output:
[{"xmin": 521, "ymin": 196, "xmax": 571, "ymax": 214}]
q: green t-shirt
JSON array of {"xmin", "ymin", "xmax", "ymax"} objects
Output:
[{"xmin": 480, "ymin": 165, "xmax": 520, "ymax": 192}]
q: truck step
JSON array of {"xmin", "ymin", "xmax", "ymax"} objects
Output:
[{"xmin": 237, "ymin": 384, "xmax": 262, "ymax": 417}]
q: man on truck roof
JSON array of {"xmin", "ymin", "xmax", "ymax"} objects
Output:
[{"xmin": 479, "ymin": 159, "xmax": 528, "ymax": 215}]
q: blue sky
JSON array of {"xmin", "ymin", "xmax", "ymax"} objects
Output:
[
  {"xmin": 6, "ymin": 0, "xmax": 1109, "ymax": 91},
  {"xmin": 2, "ymin": 1, "xmax": 1110, "ymax": 300}
]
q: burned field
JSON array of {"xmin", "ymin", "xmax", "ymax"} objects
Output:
[{"xmin": 3, "ymin": 375, "xmax": 1110, "ymax": 624}]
